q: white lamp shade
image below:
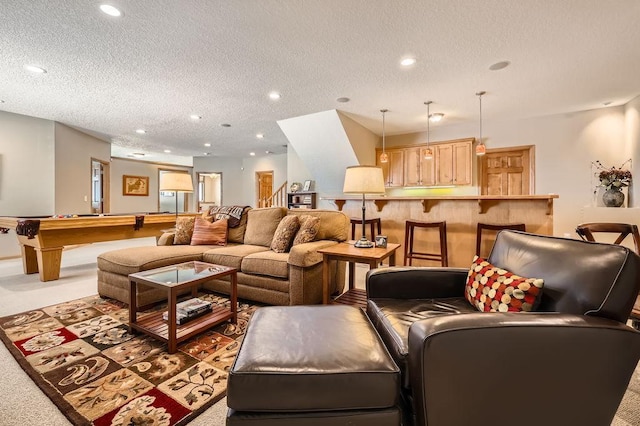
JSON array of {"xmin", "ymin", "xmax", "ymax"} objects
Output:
[
  {"xmin": 160, "ymin": 172, "xmax": 194, "ymax": 192},
  {"xmin": 343, "ymin": 166, "xmax": 386, "ymax": 194}
]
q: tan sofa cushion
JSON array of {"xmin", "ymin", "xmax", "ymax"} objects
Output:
[
  {"xmin": 287, "ymin": 209, "xmax": 349, "ymax": 241},
  {"xmin": 202, "ymin": 244, "xmax": 270, "ymax": 270},
  {"xmin": 97, "ymin": 245, "xmax": 210, "ymax": 275},
  {"xmin": 243, "ymin": 207, "xmax": 287, "ymax": 247},
  {"xmin": 242, "ymin": 250, "xmax": 290, "ymax": 279}
]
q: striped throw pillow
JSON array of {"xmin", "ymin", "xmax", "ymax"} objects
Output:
[{"xmin": 190, "ymin": 218, "xmax": 228, "ymax": 246}]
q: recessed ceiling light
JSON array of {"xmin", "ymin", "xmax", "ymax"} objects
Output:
[
  {"xmin": 269, "ymin": 92, "xmax": 281, "ymax": 100},
  {"xmin": 24, "ymin": 65, "xmax": 47, "ymax": 74},
  {"xmin": 489, "ymin": 61, "xmax": 510, "ymax": 71},
  {"xmin": 190, "ymin": 114, "xmax": 202, "ymax": 120},
  {"xmin": 135, "ymin": 129, "xmax": 146, "ymax": 134},
  {"xmin": 0, "ymin": 100, "xmax": 4, "ymax": 103},
  {"xmin": 164, "ymin": 149, "xmax": 171, "ymax": 153},
  {"xmin": 256, "ymin": 133, "xmax": 264, "ymax": 139},
  {"xmin": 336, "ymin": 97, "xmax": 350, "ymax": 103},
  {"xmin": 429, "ymin": 113, "xmax": 444, "ymax": 122},
  {"xmin": 204, "ymin": 143, "xmax": 211, "ymax": 147},
  {"xmin": 99, "ymin": 4, "xmax": 122, "ymax": 17},
  {"xmin": 249, "ymin": 152, "xmax": 256, "ymax": 156},
  {"xmin": 400, "ymin": 57, "xmax": 416, "ymax": 67},
  {"xmin": 220, "ymin": 123, "xmax": 231, "ymax": 127}
]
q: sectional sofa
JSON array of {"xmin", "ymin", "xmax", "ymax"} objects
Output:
[{"xmin": 97, "ymin": 207, "xmax": 349, "ymax": 307}]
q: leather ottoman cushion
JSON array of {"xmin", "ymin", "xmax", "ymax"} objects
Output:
[{"xmin": 228, "ymin": 305, "xmax": 399, "ymax": 412}]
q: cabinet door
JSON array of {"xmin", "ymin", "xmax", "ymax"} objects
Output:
[
  {"xmin": 377, "ymin": 149, "xmax": 403, "ymax": 187},
  {"xmin": 420, "ymin": 148, "xmax": 436, "ymax": 186},
  {"xmin": 452, "ymin": 141, "xmax": 472, "ymax": 185},
  {"xmin": 436, "ymin": 144, "xmax": 453, "ymax": 185},
  {"xmin": 403, "ymin": 147, "xmax": 422, "ymax": 186}
]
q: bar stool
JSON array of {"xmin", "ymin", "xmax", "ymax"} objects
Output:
[
  {"xmin": 403, "ymin": 221, "xmax": 448, "ymax": 266},
  {"xmin": 476, "ymin": 223, "xmax": 526, "ymax": 257},
  {"xmin": 350, "ymin": 217, "xmax": 382, "ymax": 241}
]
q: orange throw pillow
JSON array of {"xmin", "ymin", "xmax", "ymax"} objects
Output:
[{"xmin": 190, "ymin": 218, "xmax": 228, "ymax": 246}]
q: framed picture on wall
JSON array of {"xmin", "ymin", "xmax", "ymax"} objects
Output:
[
  {"xmin": 123, "ymin": 175, "xmax": 149, "ymax": 196},
  {"xmin": 303, "ymin": 180, "xmax": 313, "ymax": 191}
]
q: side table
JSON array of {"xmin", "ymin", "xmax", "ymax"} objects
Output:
[{"xmin": 318, "ymin": 242, "xmax": 400, "ymax": 306}]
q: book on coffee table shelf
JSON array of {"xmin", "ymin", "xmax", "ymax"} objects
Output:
[{"xmin": 162, "ymin": 297, "xmax": 213, "ymax": 324}]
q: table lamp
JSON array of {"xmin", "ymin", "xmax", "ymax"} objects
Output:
[
  {"xmin": 343, "ymin": 165, "xmax": 386, "ymax": 248},
  {"xmin": 159, "ymin": 172, "xmax": 194, "ymax": 219}
]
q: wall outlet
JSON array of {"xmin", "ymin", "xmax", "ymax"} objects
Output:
[{"xmin": 84, "ymin": 195, "xmax": 88, "ymax": 202}]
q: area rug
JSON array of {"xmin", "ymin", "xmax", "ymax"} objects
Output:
[{"xmin": 0, "ymin": 293, "xmax": 259, "ymax": 426}]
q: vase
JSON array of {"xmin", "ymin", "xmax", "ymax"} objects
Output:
[{"xmin": 602, "ymin": 187, "xmax": 625, "ymax": 207}]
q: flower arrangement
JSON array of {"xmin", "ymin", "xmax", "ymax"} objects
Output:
[{"xmin": 594, "ymin": 160, "xmax": 632, "ymax": 191}]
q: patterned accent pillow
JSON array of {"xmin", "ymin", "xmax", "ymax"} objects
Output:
[
  {"xmin": 292, "ymin": 215, "xmax": 320, "ymax": 246},
  {"xmin": 465, "ymin": 255, "xmax": 544, "ymax": 312},
  {"xmin": 270, "ymin": 215, "xmax": 300, "ymax": 253},
  {"xmin": 191, "ymin": 218, "xmax": 228, "ymax": 246},
  {"xmin": 173, "ymin": 216, "xmax": 195, "ymax": 245}
]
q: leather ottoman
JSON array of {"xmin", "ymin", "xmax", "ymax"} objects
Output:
[{"xmin": 226, "ymin": 305, "xmax": 401, "ymax": 426}]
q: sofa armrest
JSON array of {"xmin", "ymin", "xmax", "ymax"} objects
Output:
[
  {"xmin": 408, "ymin": 312, "xmax": 640, "ymax": 426},
  {"xmin": 366, "ymin": 267, "xmax": 469, "ymax": 299},
  {"xmin": 157, "ymin": 232, "xmax": 175, "ymax": 246},
  {"xmin": 288, "ymin": 240, "xmax": 340, "ymax": 268}
]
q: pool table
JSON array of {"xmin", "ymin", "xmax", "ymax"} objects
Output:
[{"xmin": 0, "ymin": 213, "xmax": 197, "ymax": 282}]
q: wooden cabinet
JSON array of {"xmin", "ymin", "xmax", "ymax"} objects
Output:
[
  {"xmin": 435, "ymin": 140, "xmax": 472, "ymax": 185},
  {"xmin": 404, "ymin": 147, "xmax": 435, "ymax": 186},
  {"xmin": 378, "ymin": 149, "xmax": 404, "ymax": 187},
  {"xmin": 377, "ymin": 138, "xmax": 472, "ymax": 188},
  {"xmin": 287, "ymin": 192, "xmax": 316, "ymax": 209}
]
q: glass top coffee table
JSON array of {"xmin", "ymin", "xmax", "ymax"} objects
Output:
[{"xmin": 128, "ymin": 261, "xmax": 237, "ymax": 353}]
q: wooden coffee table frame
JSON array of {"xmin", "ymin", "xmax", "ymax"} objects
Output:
[{"xmin": 128, "ymin": 261, "xmax": 237, "ymax": 353}]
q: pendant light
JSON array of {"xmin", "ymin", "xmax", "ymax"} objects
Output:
[
  {"xmin": 476, "ymin": 91, "xmax": 486, "ymax": 156},
  {"xmin": 423, "ymin": 101, "xmax": 434, "ymax": 160},
  {"xmin": 379, "ymin": 109, "xmax": 389, "ymax": 163}
]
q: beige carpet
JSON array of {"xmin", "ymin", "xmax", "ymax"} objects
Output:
[{"xmin": 0, "ymin": 239, "xmax": 639, "ymax": 425}]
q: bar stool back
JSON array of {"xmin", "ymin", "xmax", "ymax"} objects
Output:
[
  {"xmin": 403, "ymin": 221, "xmax": 448, "ymax": 266},
  {"xmin": 476, "ymin": 223, "xmax": 526, "ymax": 257},
  {"xmin": 350, "ymin": 217, "xmax": 382, "ymax": 241}
]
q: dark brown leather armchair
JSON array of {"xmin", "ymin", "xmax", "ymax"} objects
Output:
[{"xmin": 367, "ymin": 230, "xmax": 640, "ymax": 426}]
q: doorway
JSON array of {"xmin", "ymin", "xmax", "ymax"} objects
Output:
[
  {"xmin": 479, "ymin": 145, "xmax": 535, "ymax": 195},
  {"xmin": 256, "ymin": 171, "xmax": 273, "ymax": 207},
  {"xmin": 91, "ymin": 159, "xmax": 110, "ymax": 213},
  {"xmin": 197, "ymin": 172, "xmax": 222, "ymax": 212}
]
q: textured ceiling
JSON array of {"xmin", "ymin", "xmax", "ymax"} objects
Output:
[{"xmin": 1, "ymin": 0, "xmax": 639, "ymax": 162}]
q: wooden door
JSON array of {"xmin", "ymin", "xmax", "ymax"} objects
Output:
[
  {"xmin": 256, "ymin": 171, "xmax": 273, "ymax": 207},
  {"xmin": 91, "ymin": 159, "xmax": 110, "ymax": 213},
  {"xmin": 480, "ymin": 146, "xmax": 534, "ymax": 195}
]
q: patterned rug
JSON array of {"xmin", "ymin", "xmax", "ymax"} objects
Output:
[{"xmin": 0, "ymin": 293, "xmax": 258, "ymax": 426}]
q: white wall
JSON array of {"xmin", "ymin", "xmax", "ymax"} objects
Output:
[
  {"xmin": 627, "ymin": 95, "xmax": 640, "ymax": 206},
  {"xmin": 384, "ymin": 106, "xmax": 629, "ymax": 237},
  {"xmin": 0, "ymin": 111, "xmax": 56, "ymax": 258},
  {"xmin": 54, "ymin": 123, "xmax": 111, "ymax": 214}
]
